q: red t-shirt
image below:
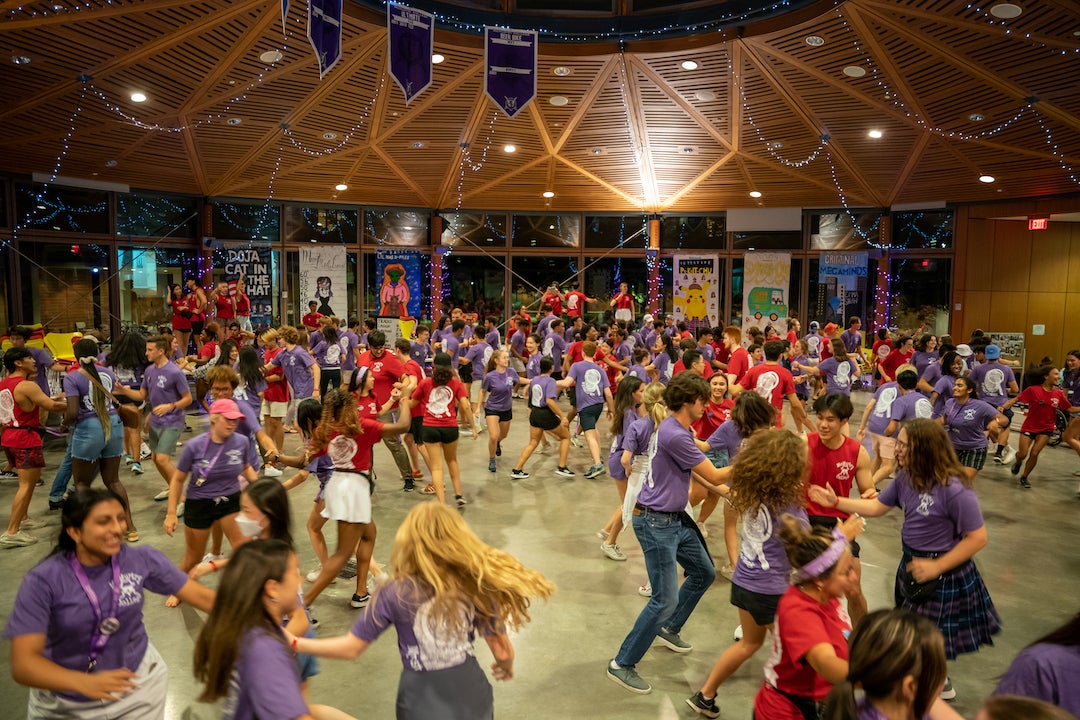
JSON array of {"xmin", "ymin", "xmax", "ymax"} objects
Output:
[
  {"xmin": 1017, "ymin": 385, "xmax": 1071, "ymax": 433},
  {"xmin": 727, "ymin": 347, "xmax": 751, "ymax": 384},
  {"xmin": 693, "ymin": 398, "xmax": 733, "ymax": 440},
  {"xmin": 754, "ymin": 586, "xmax": 851, "ymax": 718},
  {"xmin": 672, "ymin": 359, "xmax": 713, "ymax": 379},
  {"xmin": 712, "ymin": 342, "xmax": 730, "ymax": 367},
  {"xmin": 403, "ymin": 359, "xmax": 425, "ymax": 419},
  {"xmin": 199, "ymin": 340, "xmax": 219, "ymax": 361},
  {"xmin": 412, "ymin": 377, "xmax": 466, "ymax": 427},
  {"xmin": 170, "ymin": 295, "xmax": 192, "ymax": 331},
  {"xmin": 541, "ymin": 291, "xmax": 563, "ymax": 316},
  {"xmin": 739, "ymin": 363, "xmax": 796, "ymax": 423},
  {"xmin": 235, "ymin": 293, "xmax": 250, "ymax": 316},
  {"xmin": 564, "ymin": 291, "xmax": 589, "ymax": 317},
  {"xmin": 357, "ymin": 350, "xmax": 405, "ymax": 407},
  {"xmin": 785, "ymin": 330, "xmax": 798, "ymax": 345},
  {"xmin": 0, "ymin": 377, "xmax": 42, "ymax": 448},
  {"xmin": 354, "ymin": 391, "xmax": 379, "ymax": 420},
  {"xmin": 879, "ymin": 348, "xmax": 913, "ymax": 381},
  {"xmin": 311, "ymin": 423, "xmax": 383, "ymax": 472},
  {"xmin": 804, "ymin": 433, "xmax": 862, "ymax": 519},
  {"xmin": 214, "ymin": 294, "xmax": 234, "ymax": 320},
  {"xmin": 820, "ymin": 340, "xmax": 834, "ymax": 360},
  {"xmin": 871, "ymin": 339, "xmax": 893, "ymax": 366},
  {"xmin": 566, "ymin": 341, "xmax": 603, "ymax": 365},
  {"xmin": 302, "ymin": 312, "xmax": 323, "ymax": 331},
  {"xmin": 614, "ymin": 292, "xmax": 633, "ymax": 310},
  {"xmin": 262, "ymin": 347, "xmax": 289, "ymax": 403}
]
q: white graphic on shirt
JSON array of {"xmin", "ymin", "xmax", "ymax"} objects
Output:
[
  {"xmin": 567, "ymin": 294, "xmax": 579, "ymax": 311},
  {"xmin": 529, "ymin": 383, "xmax": 545, "ymax": 407},
  {"xmin": 834, "ymin": 461, "xmax": 854, "ymax": 482},
  {"xmin": 873, "ymin": 387, "xmax": 897, "ymax": 418},
  {"xmin": 982, "ymin": 368, "xmax": 1005, "ymax": 397},
  {"xmin": 373, "ymin": 360, "xmax": 384, "ymax": 374},
  {"xmin": 411, "ymin": 597, "xmax": 474, "ymax": 671},
  {"xmin": 225, "ymin": 449, "xmax": 244, "ymax": 466},
  {"xmin": 740, "ymin": 505, "xmax": 773, "ymax": 570},
  {"xmin": 157, "ymin": 375, "xmax": 167, "ymax": 388},
  {"xmin": 807, "ymin": 336, "xmax": 821, "ymax": 358},
  {"xmin": 877, "ymin": 345, "xmax": 890, "ymax": 359},
  {"xmin": 582, "ymin": 368, "xmax": 603, "ymax": 396},
  {"xmin": 427, "ymin": 385, "xmax": 455, "ymax": 418},
  {"xmin": 82, "ymin": 373, "xmax": 114, "ymax": 412},
  {"xmin": 0, "ymin": 389, "xmax": 16, "ymax": 425},
  {"xmin": 542, "ymin": 337, "xmax": 555, "ymax": 358},
  {"xmin": 914, "ymin": 397, "xmax": 933, "ymax": 419},
  {"xmin": 325, "ymin": 343, "xmax": 341, "ymax": 365},
  {"xmin": 116, "ymin": 572, "xmax": 143, "ymax": 608},
  {"xmin": 834, "ymin": 361, "xmax": 852, "ymax": 389},
  {"xmin": 916, "ymin": 492, "xmax": 935, "ymax": 516},
  {"xmin": 234, "ymin": 386, "xmax": 249, "ymax": 403},
  {"xmin": 328, "ymin": 435, "xmax": 358, "ymax": 466},
  {"xmin": 663, "ymin": 360, "xmax": 673, "ymax": 382},
  {"xmin": 963, "ymin": 407, "xmax": 976, "ymax": 421},
  {"xmin": 482, "ymin": 346, "xmax": 493, "ymax": 368},
  {"xmin": 754, "ymin": 371, "xmax": 779, "ymax": 400}
]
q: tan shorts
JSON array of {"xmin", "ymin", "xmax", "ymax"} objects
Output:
[
  {"xmin": 261, "ymin": 399, "xmax": 289, "ymax": 418},
  {"xmin": 871, "ymin": 432, "xmax": 896, "ymax": 459}
]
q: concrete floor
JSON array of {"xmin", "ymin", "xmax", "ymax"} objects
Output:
[{"xmin": 1, "ymin": 391, "xmax": 1078, "ymax": 719}]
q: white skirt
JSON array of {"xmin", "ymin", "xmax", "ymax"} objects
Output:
[
  {"xmin": 614, "ymin": 308, "xmax": 632, "ymax": 322},
  {"xmin": 320, "ymin": 470, "xmax": 372, "ymax": 524}
]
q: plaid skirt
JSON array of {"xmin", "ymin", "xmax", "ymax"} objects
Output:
[{"xmin": 894, "ymin": 549, "xmax": 1001, "ymax": 660}]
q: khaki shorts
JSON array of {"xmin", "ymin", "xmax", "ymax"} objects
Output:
[
  {"xmin": 871, "ymin": 432, "xmax": 896, "ymax": 459},
  {"xmin": 261, "ymin": 399, "xmax": 289, "ymax": 418}
]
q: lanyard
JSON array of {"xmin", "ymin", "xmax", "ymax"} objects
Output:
[
  {"xmin": 69, "ymin": 554, "xmax": 122, "ymax": 672},
  {"xmin": 195, "ymin": 436, "xmax": 227, "ymax": 486}
]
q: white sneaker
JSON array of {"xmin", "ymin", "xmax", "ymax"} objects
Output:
[
  {"xmin": 601, "ymin": 543, "xmax": 627, "ymax": 561},
  {"xmin": 638, "ymin": 583, "xmax": 652, "ymax": 597},
  {"xmin": 19, "ymin": 518, "xmax": 47, "ymax": 530},
  {"xmin": 201, "ymin": 552, "xmax": 226, "ymax": 564},
  {"xmin": 176, "ymin": 502, "xmax": 185, "ymax": 518},
  {"xmin": 305, "ymin": 567, "xmax": 336, "ymax": 583},
  {"xmin": 0, "ymin": 531, "xmax": 38, "ymax": 548},
  {"xmin": 154, "ymin": 489, "xmax": 169, "ymax": 501},
  {"xmin": 1000, "ymin": 446, "xmax": 1017, "ymax": 465},
  {"xmin": 570, "ymin": 434, "xmax": 583, "ymax": 448},
  {"xmin": 940, "ymin": 677, "xmax": 956, "ymax": 700},
  {"xmin": 140, "ymin": 442, "xmax": 152, "ymax": 460},
  {"xmin": 733, "ymin": 624, "xmax": 743, "ymax": 641},
  {"xmin": 263, "ymin": 465, "xmax": 283, "ymax": 478}
]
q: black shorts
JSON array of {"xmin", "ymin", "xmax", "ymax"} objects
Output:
[
  {"xmin": 808, "ymin": 515, "xmax": 860, "ymax": 558},
  {"xmin": 485, "ymin": 408, "xmax": 512, "ymax": 423},
  {"xmin": 530, "ymin": 407, "xmax": 560, "ymax": 431},
  {"xmin": 409, "ymin": 416, "xmax": 425, "ymax": 444},
  {"xmin": 422, "ymin": 425, "xmax": 459, "ymax": 444},
  {"xmin": 1021, "ymin": 429, "xmax": 1054, "ymax": 439},
  {"xmin": 190, "ymin": 319, "xmax": 205, "ymax": 335},
  {"xmin": 731, "ymin": 582, "xmax": 782, "ymax": 627},
  {"xmin": 566, "ymin": 386, "xmax": 577, "ymax": 407},
  {"xmin": 184, "ymin": 492, "xmax": 241, "ymax": 530},
  {"xmin": 458, "ymin": 363, "xmax": 473, "ymax": 384},
  {"xmin": 577, "ymin": 403, "xmax": 604, "ymax": 431}
]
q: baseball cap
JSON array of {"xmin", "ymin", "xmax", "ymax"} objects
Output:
[
  {"xmin": 955, "ymin": 344, "xmax": 973, "ymax": 358},
  {"xmin": 643, "ymin": 313, "xmax": 654, "ymax": 324},
  {"xmin": 984, "ymin": 344, "xmax": 1001, "ymax": 360},
  {"xmin": 809, "ymin": 321, "xmax": 819, "ymax": 332},
  {"xmin": 208, "ymin": 398, "xmax": 245, "ymax": 419}
]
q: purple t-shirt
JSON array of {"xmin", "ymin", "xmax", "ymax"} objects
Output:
[
  {"xmin": 706, "ymin": 419, "xmax": 744, "ymax": 458},
  {"xmin": 818, "ymin": 357, "xmax": 857, "ymax": 395},
  {"xmin": 528, "ymin": 374, "xmax": 557, "ymax": 409},
  {"xmin": 63, "ymin": 366, "xmax": 120, "ymax": 423},
  {"xmin": 804, "ymin": 333, "xmax": 824, "ymax": 360},
  {"xmin": 888, "ymin": 391, "xmax": 934, "ymax": 430},
  {"xmin": 943, "ymin": 398, "xmax": 1000, "ymax": 450},
  {"xmin": 310, "ymin": 337, "xmax": 346, "ymax": 369},
  {"xmin": 733, "ymin": 505, "xmax": 808, "ymax": 595},
  {"xmin": 442, "ymin": 334, "xmax": 461, "ymax": 367},
  {"xmin": 931, "ymin": 375, "xmax": 956, "ymax": 418},
  {"xmin": 653, "ymin": 353, "xmax": 674, "ymax": 384},
  {"xmin": 485, "ymin": 328, "xmax": 500, "ymax": 350},
  {"xmin": 341, "ymin": 330, "xmax": 360, "ymax": 371},
  {"xmin": 222, "ymin": 627, "xmax": 309, "ymax": 720},
  {"xmin": 920, "ymin": 361, "xmax": 942, "ymax": 397},
  {"xmin": 623, "ymin": 416, "xmax": 655, "ymax": 458},
  {"xmin": 3, "ymin": 546, "xmax": 186, "ymax": 701},
  {"xmin": 867, "ymin": 383, "xmax": 900, "ymax": 435},
  {"xmin": 140, "ymin": 361, "xmax": 189, "ymax": 429},
  {"xmin": 541, "ymin": 332, "xmax": 567, "ymax": 369},
  {"xmin": 626, "ymin": 363, "xmax": 648, "ymax": 382},
  {"xmin": 912, "ymin": 350, "xmax": 939, "ymax": 376},
  {"xmin": 841, "ymin": 329, "xmax": 862, "ymax": 354},
  {"xmin": 613, "ymin": 342, "xmax": 632, "ymax": 365},
  {"xmin": 27, "ymin": 346, "xmax": 54, "ymax": 395},
  {"xmin": 525, "ymin": 351, "xmax": 542, "ymax": 379},
  {"xmin": 568, "ymin": 360, "xmax": 609, "ymax": 409},
  {"xmin": 410, "ymin": 340, "xmax": 431, "ymax": 369},
  {"xmin": 176, "ymin": 431, "xmax": 256, "ymax": 500},
  {"xmin": 234, "ymin": 377, "xmax": 267, "ymax": 418},
  {"xmin": 482, "ymin": 369, "xmax": 519, "ymax": 412},
  {"xmin": 271, "ymin": 346, "xmax": 316, "ymax": 399},
  {"xmin": 108, "ymin": 364, "xmax": 145, "ymax": 392},
  {"xmin": 607, "ymin": 407, "xmax": 641, "ymax": 480},
  {"xmin": 536, "ymin": 314, "xmax": 557, "ymax": 338},
  {"xmin": 968, "ymin": 362, "xmax": 1016, "ymax": 407},
  {"xmin": 791, "ymin": 354, "xmax": 810, "ymax": 399},
  {"xmin": 465, "ymin": 342, "xmax": 492, "ymax": 377},
  {"xmin": 995, "ymin": 643, "xmax": 1080, "ymax": 716},
  {"xmin": 877, "ymin": 470, "xmax": 984, "ymax": 552},
  {"xmin": 351, "ymin": 579, "xmax": 497, "ymax": 671},
  {"xmin": 637, "ymin": 416, "xmax": 706, "ymax": 512},
  {"xmin": 509, "ymin": 332, "xmax": 525, "ymax": 361}
]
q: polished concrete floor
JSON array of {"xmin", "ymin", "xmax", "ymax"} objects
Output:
[{"xmin": 1, "ymin": 391, "xmax": 1079, "ymax": 719}]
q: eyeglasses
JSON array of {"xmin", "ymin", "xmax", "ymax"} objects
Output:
[{"xmin": 895, "ymin": 440, "xmax": 909, "ymax": 450}]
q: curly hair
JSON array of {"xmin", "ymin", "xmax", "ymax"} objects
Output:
[
  {"xmin": 729, "ymin": 429, "xmax": 806, "ymax": 516},
  {"xmin": 308, "ymin": 389, "xmax": 362, "ymax": 458}
]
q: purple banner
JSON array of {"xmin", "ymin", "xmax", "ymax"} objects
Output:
[
  {"xmin": 484, "ymin": 27, "xmax": 537, "ymax": 119},
  {"xmin": 281, "ymin": 0, "xmax": 288, "ymax": 34},
  {"xmin": 388, "ymin": 4, "xmax": 433, "ymax": 104},
  {"xmin": 308, "ymin": 0, "xmax": 342, "ymax": 79}
]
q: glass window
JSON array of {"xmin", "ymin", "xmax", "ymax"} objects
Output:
[
  {"xmin": 511, "ymin": 214, "xmax": 581, "ymax": 248},
  {"xmin": 362, "ymin": 251, "xmax": 377, "ymax": 319},
  {"xmin": 509, "ymin": 256, "xmax": 579, "ymax": 314},
  {"xmin": 890, "ymin": 210, "xmax": 953, "ymax": 249},
  {"xmin": 731, "ymin": 258, "xmax": 743, "ymax": 326},
  {"xmin": 117, "ymin": 193, "xmax": 199, "ymax": 238},
  {"xmin": 584, "ymin": 215, "xmax": 649, "ymax": 249},
  {"xmin": 888, "ymin": 257, "xmax": 951, "ymax": 334},
  {"xmin": 732, "ymin": 231, "xmax": 802, "ymax": 251},
  {"xmin": 660, "ymin": 215, "xmax": 725, "ymax": 250},
  {"xmin": 285, "ymin": 250, "xmax": 357, "ymax": 327},
  {"xmin": 808, "ymin": 254, "xmax": 874, "ymax": 328},
  {"xmin": 443, "ymin": 254, "xmax": 507, "ymax": 324},
  {"xmin": 15, "ymin": 183, "xmax": 109, "ymax": 234},
  {"xmin": 364, "ymin": 209, "xmax": 430, "ymax": 247},
  {"xmin": 809, "ymin": 212, "xmax": 881, "ymax": 251},
  {"xmin": 283, "ymin": 206, "xmax": 358, "ymax": 244},
  {"xmin": 583, "ymin": 257, "xmax": 649, "ymax": 323},
  {"xmin": 212, "ymin": 202, "xmax": 280, "ymax": 242},
  {"xmin": 0, "ymin": 249, "xmax": 9, "ymax": 331},
  {"xmin": 118, "ymin": 247, "xmax": 200, "ymax": 334},
  {"xmin": 440, "ymin": 212, "xmax": 507, "ymax": 248},
  {"xmin": 19, "ymin": 242, "xmax": 111, "ymax": 333}
]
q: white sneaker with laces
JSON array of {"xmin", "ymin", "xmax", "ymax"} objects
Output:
[
  {"xmin": 202, "ymin": 552, "xmax": 226, "ymax": 564},
  {"xmin": 638, "ymin": 583, "xmax": 652, "ymax": 597},
  {"xmin": 1000, "ymin": 446, "xmax": 1017, "ymax": 465},
  {"xmin": 0, "ymin": 531, "xmax": 38, "ymax": 548},
  {"xmin": 263, "ymin": 465, "xmax": 283, "ymax": 478},
  {"xmin": 601, "ymin": 543, "xmax": 627, "ymax": 561},
  {"xmin": 140, "ymin": 442, "xmax": 152, "ymax": 460},
  {"xmin": 154, "ymin": 489, "xmax": 170, "ymax": 501}
]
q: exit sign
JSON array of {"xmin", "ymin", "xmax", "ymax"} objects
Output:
[{"xmin": 1028, "ymin": 217, "xmax": 1049, "ymax": 230}]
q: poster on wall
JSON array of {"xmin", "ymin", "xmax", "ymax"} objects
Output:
[
  {"xmin": 817, "ymin": 252, "xmax": 868, "ymax": 327},
  {"xmin": 742, "ymin": 252, "xmax": 791, "ymax": 336},
  {"xmin": 375, "ymin": 249, "xmax": 422, "ymax": 319},
  {"xmin": 672, "ymin": 255, "xmax": 719, "ymax": 335},
  {"xmin": 223, "ymin": 244, "xmax": 273, "ymax": 331},
  {"xmin": 299, "ymin": 246, "xmax": 347, "ymax": 320}
]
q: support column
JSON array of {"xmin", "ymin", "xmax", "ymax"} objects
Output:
[
  {"xmin": 646, "ymin": 215, "xmax": 660, "ymax": 314},
  {"xmin": 874, "ymin": 215, "xmax": 891, "ymax": 330},
  {"xmin": 430, "ymin": 214, "xmax": 444, "ymax": 324}
]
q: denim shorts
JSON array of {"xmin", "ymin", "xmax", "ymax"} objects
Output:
[
  {"xmin": 149, "ymin": 424, "xmax": 184, "ymax": 456},
  {"xmin": 71, "ymin": 416, "xmax": 124, "ymax": 461}
]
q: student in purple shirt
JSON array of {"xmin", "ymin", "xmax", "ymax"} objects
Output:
[
  {"xmin": 995, "ymin": 610, "xmax": 1080, "ymax": 717},
  {"xmin": 625, "ymin": 346, "xmax": 650, "ymax": 383},
  {"xmin": 290, "ymin": 503, "xmax": 555, "ymax": 720},
  {"xmin": 478, "ymin": 350, "xmax": 526, "ymax": 473},
  {"xmin": 885, "ymin": 369, "xmax": 934, "ymax": 438},
  {"xmin": 308, "ymin": 324, "xmax": 345, "ymax": 397},
  {"xmin": 409, "ymin": 325, "xmax": 432, "ymax": 373},
  {"xmin": 559, "ymin": 341, "xmax": 615, "ymax": 479},
  {"xmin": 8, "ymin": 326, "xmax": 60, "ymax": 397},
  {"xmin": 5, "ymin": 488, "xmax": 213, "ymax": 717},
  {"xmin": 968, "ymin": 344, "xmax": 1019, "ymax": 466},
  {"xmin": 797, "ymin": 337, "xmax": 861, "ymax": 396},
  {"xmin": 542, "ymin": 320, "xmax": 569, "ymax": 380},
  {"xmin": 483, "ymin": 317, "xmax": 501, "ymax": 351},
  {"xmin": 265, "ymin": 325, "xmax": 320, "ymax": 403},
  {"xmin": 607, "ymin": 372, "xmax": 732, "ymax": 695},
  {"xmin": 341, "ymin": 318, "xmax": 361, "ymax": 382},
  {"xmin": 841, "ymin": 316, "xmax": 863, "ymax": 357},
  {"xmin": 938, "ymin": 376, "xmax": 1007, "ymax": 480},
  {"xmin": 523, "ymin": 333, "xmax": 543, "ymax": 379},
  {"xmin": 600, "ymin": 376, "xmax": 645, "ymax": 561},
  {"xmin": 462, "ymin": 340, "xmax": 491, "ymax": 426},
  {"xmin": 510, "ymin": 357, "xmax": 574, "ymax": 479}
]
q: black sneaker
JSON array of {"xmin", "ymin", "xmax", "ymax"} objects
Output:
[
  {"xmin": 1019, "ymin": 477, "xmax": 1032, "ymax": 489},
  {"xmin": 686, "ymin": 691, "xmax": 720, "ymax": 718},
  {"xmin": 510, "ymin": 468, "xmax": 529, "ymax": 480},
  {"xmin": 1010, "ymin": 459, "xmax": 1022, "ymax": 476},
  {"xmin": 555, "ymin": 466, "xmax": 575, "ymax": 477},
  {"xmin": 351, "ymin": 593, "xmax": 371, "ymax": 608},
  {"xmin": 309, "ymin": 616, "xmax": 319, "ymax": 628},
  {"xmin": 48, "ymin": 499, "xmax": 64, "ymax": 511},
  {"xmin": 496, "ymin": 442, "xmax": 502, "ymax": 457},
  {"xmin": 403, "ymin": 478, "xmax": 415, "ymax": 492}
]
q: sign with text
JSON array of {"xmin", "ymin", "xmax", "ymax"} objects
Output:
[
  {"xmin": 484, "ymin": 26, "xmax": 537, "ymax": 118},
  {"xmin": 299, "ymin": 245, "xmax": 348, "ymax": 320},
  {"xmin": 742, "ymin": 252, "xmax": 791, "ymax": 336},
  {"xmin": 672, "ymin": 255, "xmax": 719, "ymax": 335},
  {"xmin": 223, "ymin": 245, "xmax": 273, "ymax": 330},
  {"xmin": 375, "ymin": 248, "xmax": 422, "ymax": 318},
  {"xmin": 388, "ymin": 4, "xmax": 433, "ymax": 104}
]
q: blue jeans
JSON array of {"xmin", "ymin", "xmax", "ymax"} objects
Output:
[
  {"xmin": 48, "ymin": 443, "xmax": 73, "ymax": 504},
  {"xmin": 615, "ymin": 508, "xmax": 716, "ymax": 667}
]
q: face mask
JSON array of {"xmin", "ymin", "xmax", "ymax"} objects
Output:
[{"xmin": 235, "ymin": 512, "xmax": 265, "ymax": 539}]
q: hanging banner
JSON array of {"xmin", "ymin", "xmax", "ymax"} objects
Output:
[
  {"xmin": 223, "ymin": 245, "xmax": 273, "ymax": 331},
  {"xmin": 388, "ymin": 4, "xmax": 433, "ymax": 104},
  {"xmin": 742, "ymin": 251, "xmax": 791, "ymax": 336},
  {"xmin": 672, "ymin": 255, "xmax": 719, "ymax": 335},
  {"xmin": 308, "ymin": 0, "xmax": 343, "ymax": 79},
  {"xmin": 484, "ymin": 26, "xmax": 537, "ymax": 118},
  {"xmin": 817, "ymin": 251, "xmax": 869, "ymax": 327},
  {"xmin": 299, "ymin": 246, "xmax": 347, "ymax": 320},
  {"xmin": 281, "ymin": 0, "xmax": 289, "ymax": 34},
  {"xmin": 375, "ymin": 249, "xmax": 422, "ymax": 319}
]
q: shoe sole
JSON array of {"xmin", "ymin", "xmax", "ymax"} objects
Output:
[
  {"xmin": 656, "ymin": 635, "xmax": 692, "ymax": 653},
  {"xmin": 606, "ymin": 668, "xmax": 651, "ymax": 695},
  {"xmin": 685, "ymin": 698, "xmax": 721, "ymax": 719}
]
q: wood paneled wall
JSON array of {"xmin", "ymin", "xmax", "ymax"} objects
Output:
[{"xmin": 953, "ymin": 198, "xmax": 1080, "ymax": 371}]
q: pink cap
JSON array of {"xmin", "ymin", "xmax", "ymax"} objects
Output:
[{"xmin": 208, "ymin": 398, "xmax": 244, "ymax": 419}]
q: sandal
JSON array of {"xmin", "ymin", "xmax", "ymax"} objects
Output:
[
  {"xmin": 125, "ymin": 530, "xmax": 140, "ymax": 542},
  {"xmin": 420, "ymin": 484, "xmax": 437, "ymax": 495},
  {"xmin": 412, "ymin": 469, "xmax": 424, "ymax": 478}
]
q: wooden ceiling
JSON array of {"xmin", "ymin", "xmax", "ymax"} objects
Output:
[{"xmin": 2, "ymin": 0, "xmax": 1079, "ymax": 213}]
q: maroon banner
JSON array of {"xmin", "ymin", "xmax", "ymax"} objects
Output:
[{"xmin": 484, "ymin": 27, "xmax": 537, "ymax": 119}]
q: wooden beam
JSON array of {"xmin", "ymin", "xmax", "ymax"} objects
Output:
[
  {"xmin": 551, "ymin": 55, "xmax": 620, "ymax": 154},
  {"xmin": 373, "ymin": 59, "xmax": 484, "ymax": 144},
  {"xmin": 528, "ymin": 101, "xmax": 555, "ymax": 156},
  {"xmin": 459, "ymin": 155, "xmax": 549, "ymax": 201},
  {"xmin": 435, "ymin": 85, "xmax": 497, "ymax": 208},
  {"xmin": 660, "ymin": 150, "xmax": 738, "ymax": 209},
  {"xmin": 178, "ymin": 115, "xmax": 210, "ymax": 195},
  {"xmin": 371, "ymin": 145, "xmax": 432, "ymax": 206},
  {"xmin": 628, "ymin": 55, "xmax": 734, "ymax": 152},
  {"xmin": 557, "ymin": 156, "xmax": 647, "ymax": 209},
  {"xmin": 729, "ymin": 43, "xmax": 743, "ymax": 150},
  {"xmin": 885, "ymin": 131, "xmax": 932, "ymax": 206},
  {"xmin": 842, "ymin": 5, "xmax": 932, "ymax": 123},
  {"xmin": 0, "ymin": 0, "xmax": 216, "ymax": 30},
  {"xmin": 618, "ymin": 54, "xmax": 658, "ymax": 209}
]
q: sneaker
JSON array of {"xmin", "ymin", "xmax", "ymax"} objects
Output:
[
  {"xmin": 350, "ymin": 593, "xmax": 371, "ymax": 608},
  {"xmin": 488, "ymin": 459, "xmax": 497, "ymax": 473},
  {"xmin": 475, "ymin": 423, "xmax": 485, "ymax": 435},
  {"xmin": 130, "ymin": 462, "xmax": 144, "ymax": 475},
  {"xmin": 1001, "ymin": 446, "xmax": 1017, "ymax": 465},
  {"xmin": 940, "ymin": 677, "xmax": 956, "ymax": 701},
  {"xmin": 686, "ymin": 691, "xmax": 721, "ymax": 718},
  {"xmin": 638, "ymin": 583, "xmax": 652, "ymax": 597},
  {"xmin": 555, "ymin": 466, "xmax": 575, "ymax": 478},
  {"xmin": 309, "ymin": 616, "xmax": 319, "ymax": 628},
  {"xmin": 0, "ymin": 531, "xmax": 38, "ymax": 548},
  {"xmin": 0, "ymin": 470, "xmax": 19, "ymax": 479},
  {"xmin": 656, "ymin": 627, "xmax": 692, "ymax": 653},
  {"xmin": 455, "ymin": 494, "xmax": 467, "ymax": 506},
  {"xmin": 125, "ymin": 530, "xmax": 140, "ymax": 543},
  {"xmin": 496, "ymin": 442, "xmax": 502, "ymax": 457},
  {"xmin": 306, "ymin": 568, "xmax": 322, "ymax": 582},
  {"xmin": 607, "ymin": 661, "xmax": 651, "ymax": 694},
  {"xmin": 18, "ymin": 518, "xmax": 46, "ymax": 530},
  {"xmin": 570, "ymin": 434, "xmax": 583, "ymax": 448},
  {"xmin": 176, "ymin": 501, "xmax": 185, "ymax": 518},
  {"xmin": 584, "ymin": 463, "xmax": 605, "ymax": 479},
  {"xmin": 992, "ymin": 453, "xmax": 1004, "ymax": 464},
  {"xmin": 140, "ymin": 442, "xmax": 152, "ymax": 460},
  {"xmin": 601, "ymin": 543, "xmax": 626, "ymax": 561},
  {"xmin": 1019, "ymin": 477, "xmax": 1032, "ymax": 489},
  {"xmin": 123, "ymin": 453, "xmax": 133, "ymax": 465},
  {"xmin": 263, "ymin": 465, "xmax": 283, "ymax": 478},
  {"xmin": 201, "ymin": 552, "xmax": 226, "ymax": 564},
  {"xmin": 403, "ymin": 478, "xmax": 415, "ymax": 493},
  {"xmin": 48, "ymin": 499, "xmax": 64, "ymax": 511},
  {"xmin": 733, "ymin": 624, "xmax": 744, "ymax": 641},
  {"xmin": 510, "ymin": 468, "xmax": 530, "ymax": 480},
  {"xmin": 1010, "ymin": 458, "xmax": 1023, "ymax": 476},
  {"xmin": 596, "ymin": 529, "xmax": 609, "ymax": 540},
  {"xmin": 154, "ymin": 489, "xmax": 169, "ymax": 501}
]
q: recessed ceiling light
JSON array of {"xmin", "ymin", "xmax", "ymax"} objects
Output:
[
  {"xmin": 749, "ymin": 191, "xmax": 762, "ymax": 198},
  {"xmin": 226, "ymin": 117, "xmax": 242, "ymax": 125},
  {"xmin": 432, "ymin": 53, "xmax": 445, "ymax": 64},
  {"xmin": 549, "ymin": 95, "xmax": 568, "ymax": 106},
  {"xmin": 104, "ymin": 160, "xmax": 118, "ymax": 167},
  {"xmin": 695, "ymin": 90, "xmax": 716, "ymax": 102},
  {"xmin": 805, "ymin": 35, "xmax": 825, "ymax": 47},
  {"xmin": 1074, "ymin": 30, "xmax": 1080, "ymax": 37},
  {"xmin": 552, "ymin": 66, "xmax": 571, "ymax": 76},
  {"xmin": 334, "ymin": 183, "xmax": 348, "ymax": 191},
  {"xmin": 542, "ymin": 191, "xmax": 555, "ymax": 198},
  {"xmin": 591, "ymin": 147, "xmax": 603, "ymax": 155},
  {"xmin": 503, "ymin": 144, "xmax": 516, "ymax": 153},
  {"xmin": 681, "ymin": 60, "xmax": 699, "ymax": 70},
  {"xmin": 680, "ymin": 146, "xmax": 696, "ymax": 154},
  {"xmin": 968, "ymin": 113, "xmax": 985, "ymax": 122},
  {"xmin": 130, "ymin": 92, "xmax": 147, "ymax": 103},
  {"xmin": 843, "ymin": 65, "xmax": 866, "ymax": 77},
  {"xmin": 979, "ymin": 175, "xmax": 996, "ymax": 183},
  {"xmin": 11, "ymin": 55, "xmax": 31, "ymax": 65},
  {"xmin": 989, "ymin": 3, "xmax": 1022, "ymax": 19},
  {"xmin": 323, "ymin": 132, "xmax": 337, "ymax": 140},
  {"xmin": 868, "ymin": 129, "xmax": 883, "ymax": 139},
  {"xmin": 411, "ymin": 141, "xmax": 425, "ymax": 148},
  {"xmin": 260, "ymin": 50, "xmax": 283, "ymax": 64}
]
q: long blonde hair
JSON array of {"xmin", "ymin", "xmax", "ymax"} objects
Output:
[
  {"xmin": 388, "ymin": 503, "xmax": 554, "ymax": 634},
  {"xmin": 640, "ymin": 382, "xmax": 667, "ymax": 430}
]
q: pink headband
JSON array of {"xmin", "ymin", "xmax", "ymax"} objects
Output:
[{"xmin": 793, "ymin": 526, "xmax": 848, "ymax": 583}]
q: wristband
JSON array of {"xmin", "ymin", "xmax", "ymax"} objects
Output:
[
  {"xmin": 208, "ymin": 560, "xmax": 218, "ymax": 572},
  {"xmin": 291, "ymin": 637, "xmax": 299, "ymax": 652}
]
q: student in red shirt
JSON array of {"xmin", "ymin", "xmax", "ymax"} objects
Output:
[
  {"xmin": 393, "ymin": 338, "xmax": 426, "ymax": 482},
  {"xmin": 785, "ymin": 317, "xmax": 801, "ymax": 345},
  {"xmin": 736, "ymin": 340, "xmax": 808, "ymax": 429},
  {"xmin": 688, "ymin": 372, "xmax": 735, "ymax": 541},
  {"xmin": 721, "ymin": 326, "xmax": 750, "ymax": 385},
  {"xmin": 564, "ymin": 282, "xmax": 597, "ymax": 320},
  {"xmin": 541, "ymin": 283, "xmax": 564, "ymax": 318},
  {"xmin": 301, "ymin": 300, "xmax": 324, "ymax": 332},
  {"xmin": 1002, "ymin": 365, "xmax": 1080, "ymax": 488},
  {"xmin": 260, "ymin": 329, "xmax": 289, "ymax": 452},
  {"xmin": 610, "ymin": 281, "xmax": 635, "ymax": 323},
  {"xmin": 209, "ymin": 281, "xmax": 235, "ymax": 321},
  {"xmin": 357, "ymin": 330, "xmax": 414, "ymax": 492},
  {"xmin": 870, "ymin": 328, "xmax": 893, "ymax": 383},
  {"xmin": 879, "ymin": 335, "xmax": 914, "ymax": 383}
]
